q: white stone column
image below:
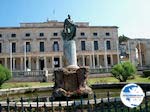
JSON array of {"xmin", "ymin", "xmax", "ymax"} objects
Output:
[
  {"xmin": 138, "ymin": 41, "xmax": 142, "ymax": 67},
  {"xmin": 116, "ymin": 40, "xmax": 120, "ymax": 64},
  {"xmin": 13, "ymin": 58, "xmax": 15, "ymax": 70},
  {"xmin": 24, "ymin": 42, "xmax": 26, "ymax": 71},
  {"xmin": 9, "ymin": 42, "xmax": 12, "ymax": 73},
  {"xmin": 28, "ymin": 57, "xmax": 31, "ymax": 70},
  {"xmin": 82, "ymin": 55, "xmax": 85, "ymax": 66},
  {"xmin": 59, "ymin": 56, "xmax": 62, "ymax": 68},
  {"xmin": 104, "ymin": 40, "xmax": 108, "ymax": 71},
  {"xmin": 92, "ymin": 41, "xmax": 95, "ymax": 68},
  {"xmin": 52, "ymin": 56, "xmax": 54, "ymax": 68},
  {"xmin": 90, "ymin": 55, "xmax": 92, "ymax": 68},
  {"xmin": 4, "ymin": 58, "xmax": 7, "ymax": 68},
  {"xmin": 36, "ymin": 57, "xmax": 39, "ymax": 70},
  {"xmin": 44, "ymin": 57, "xmax": 47, "ymax": 69},
  {"xmin": 111, "ymin": 55, "xmax": 114, "ymax": 66},
  {"xmin": 97, "ymin": 55, "xmax": 100, "ymax": 67},
  {"xmin": 20, "ymin": 57, "xmax": 23, "ymax": 70},
  {"xmin": 128, "ymin": 41, "xmax": 131, "ymax": 61}
]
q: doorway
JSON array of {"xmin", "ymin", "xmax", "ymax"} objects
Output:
[
  {"xmin": 39, "ymin": 59, "xmax": 44, "ymax": 70},
  {"xmin": 54, "ymin": 57, "xmax": 60, "ymax": 67}
]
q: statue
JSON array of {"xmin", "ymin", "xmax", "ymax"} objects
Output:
[
  {"xmin": 52, "ymin": 15, "xmax": 92, "ymax": 100},
  {"xmin": 62, "ymin": 15, "xmax": 78, "ymax": 67},
  {"xmin": 62, "ymin": 15, "xmax": 77, "ymax": 41}
]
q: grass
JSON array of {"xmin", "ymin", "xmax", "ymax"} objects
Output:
[
  {"xmin": 88, "ymin": 74, "xmax": 150, "ymax": 85},
  {"xmin": 1, "ymin": 82, "xmax": 53, "ymax": 89},
  {"xmin": 87, "ymin": 76, "xmax": 119, "ymax": 85},
  {"xmin": 0, "ymin": 74, "xmax": 149, "ymax": 89}
]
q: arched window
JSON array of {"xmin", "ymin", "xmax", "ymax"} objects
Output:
[{"xmin": 53, "ymin": 41, "xmax": 59, "ymax": 52}]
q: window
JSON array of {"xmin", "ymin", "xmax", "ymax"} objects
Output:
[
  {"xmin": 40, "ymin": 42, "xmax": 44, "ymax": 52},
  {"xmin": 81, "ymin": 41, "xmax": 86, "ymax": 50},
  {"xmin": 12, "ymin": 42, "xmax": 16, "ymax": 53},
  {"xmin": 106, "ymin": 40, "xmax": 111, "ymax": 50},
  {"xmin": 26, "ymin": 42, "xmax": 31, "ymax": 52},
  {"xmin": 11, "ymin": 33, "xmax": 16, "ymax": 37},
  {"xmin": 80, "ymin": 32, "xmax": 85, "ymax": 36},
  {"xmin": 25, "ymin": 33, "xmax": 30, "ymax": 37},
  {"xmin": 0, "ymin": 43, "xmax": 2, "ymax": 53},
  {"xmin": 93, "ymin": 32, "xmax": 98, "ymax": 36},
  {"xmin": 39, "ymin": 33, "xmax": 44, "ymax": 37},
  {"xmin": 94, "ymin": 41, "xmax": 98, "ymax": 50},
  {"xmin": 53, "ymin": 33, "xmax": 58, "ymax": 36},
  {"xmin": 0, "ymin": 34, "xmax": 2, "ymax": 37},
  {"xmin": 106, "ymin": 32, "xmax": 110, "ymax": 36},
  {"xmin": 53, "ymin": 41, "xmax": 59, "ymax": 52}
]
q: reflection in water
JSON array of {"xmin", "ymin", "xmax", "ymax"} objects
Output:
[{"xmin": 0, "ymin": 89, "xmax": 121, "ymax": 102}]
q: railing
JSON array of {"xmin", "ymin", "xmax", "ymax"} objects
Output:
[
  {"xmin": 12, "ymin": 68, "xmax": 112, "ymax": 77},
  {"xmin": 12, "ymin": 70, "xmax": 46, "ymax": 77},
  {"xmin": 0, "ymin": 91, "xmax": 149, "ymax": 112},
  {"xmin": 137, "ymin": 66, "xmax": 150, "ymax": 71},
  {"xmin": 90, "ymin": 67, "xmax": 112, "ymax": 74}
]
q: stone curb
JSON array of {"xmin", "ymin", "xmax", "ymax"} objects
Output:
[
  {"xmin": 91, "ymin": 83, "xmax": 150, "ymax": 90},
  {"xmin": 0, "ymin": 86, "xmax": 53, "ymax": 96},
  {"xmin": 0, "ymin": 83, "xmax": 150, "ymax": 96}
]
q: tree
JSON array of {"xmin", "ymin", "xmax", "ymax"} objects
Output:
[
  {"xmin": 119, "ymin": 35, "xmax": 130, "ymax": 44},
  {"xmin": 0, "ymin": 64, "xmax": 11, "ymax": 87},
  {"xmin": 111, "ymin": 61, "xmax": 136, "ymax": 82}
]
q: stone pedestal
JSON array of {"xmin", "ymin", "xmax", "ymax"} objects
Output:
[
  {"xmin": 52, "ymin": 67, "xmax": 92, "ymax": 99},
  {"xmin": 63, "ymin": 40, "xmax": 78, "ymax": 68}
]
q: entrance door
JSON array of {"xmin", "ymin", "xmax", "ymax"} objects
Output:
[
  {"xmin": 39, "ymin": 59, "xmax": 44, "ymax": 70},
  {"xmin": 54, "ymin": 58, "xmax": 60, "ymax": 67}
]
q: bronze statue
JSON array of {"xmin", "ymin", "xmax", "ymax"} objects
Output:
[{"xmin": 62, "ymin": 15, "xmax": 76, "ymax": 41}]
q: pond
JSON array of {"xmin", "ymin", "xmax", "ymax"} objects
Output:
[{"xmin": 0, "ymin": 88, "xmax": 121, "ymax": 102}]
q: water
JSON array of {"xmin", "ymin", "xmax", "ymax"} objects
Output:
[{"xmin": 0, "ymin": 88, "xmax": 121, "ymax": 102}]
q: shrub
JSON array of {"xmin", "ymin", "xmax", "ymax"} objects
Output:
[
  {"xmin": 111, "ymin": 61, "xmax": 136, "ymax": 82},
  {"xmin": 0, "ymin": 64, "xmax": 11, "ymax": 87},
  {"xmin": 143, "ymin": 70, "xmax": 150, "ymax": 77}
]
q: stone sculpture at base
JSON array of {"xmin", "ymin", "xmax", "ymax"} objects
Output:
[{"xmin": 52, "ymin": 15, "xmax": 92, "ymax": 99}]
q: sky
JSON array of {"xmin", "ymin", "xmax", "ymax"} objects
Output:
[{"xmin": 0, "ymin": 0, "xmax": 150, "ymax": 39}]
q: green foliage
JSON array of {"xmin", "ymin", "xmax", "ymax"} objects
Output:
[
  {"xmin": 143, "ymin": 70, "xmax": 150, "ymax": 77},
  {"xmin": 119, "ymin": 35, "xmax": 130, "ymax": 44},
  {"xmin": 111, "ymin": 61, "xmax": 136, "ymax": 82},
  {"xmin": 0, "ymin": 64, "xmax": 11, "ymax": 87}
]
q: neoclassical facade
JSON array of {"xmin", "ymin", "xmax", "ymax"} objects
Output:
[
  {"xmin": 0, "ymin": 20, "xmax": 119, "ymax": 71},
  {"xmin": 120, "ymin": 39, "xmax": 150, "ymax": 67}
]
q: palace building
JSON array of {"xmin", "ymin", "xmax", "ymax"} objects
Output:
[
  {"xmin": 120, "ymin": 39, "xmax": 150, "ymax": 67},
  {"xmin": 0, "ymin": 20, "xmax": 119, "ymax": 72}
]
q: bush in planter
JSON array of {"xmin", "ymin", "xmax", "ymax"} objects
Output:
[
  {"xmin": 111, "ymin": 61, "xmax": 136, "ymax": 82},
  {"xmin": 0, "ymin": 64, "xmax": 11, "ymax": 87},
  {"xmin": 143, "ymin": 70, "xmax": 150, "ymax": 77}
]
